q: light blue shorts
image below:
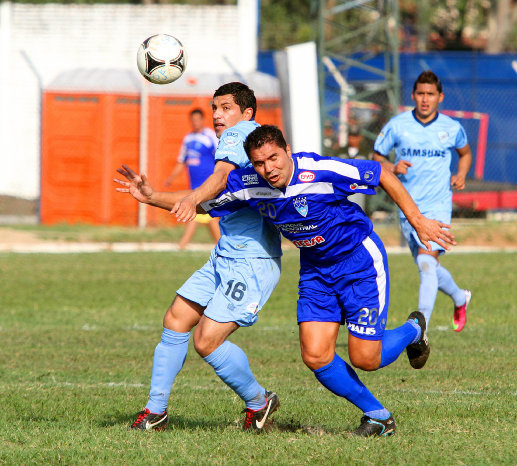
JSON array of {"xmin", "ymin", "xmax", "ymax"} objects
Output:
[
  {"xmin": 177, "ymin": 249, "xmax": 281, "ymax": 327},
  {"xmin": 400, "ymin": 211, "xmax": 451, "ymax": 259}
]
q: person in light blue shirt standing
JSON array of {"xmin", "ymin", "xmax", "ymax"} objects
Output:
[
  {"xmin": 116, "ymin": 83, "xmax": 282, "ymax": 432},
  {"xmin": 373, "ymin": 70, "xmax": 472, "ymax": 331}
]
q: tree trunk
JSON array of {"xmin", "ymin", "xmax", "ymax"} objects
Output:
[{"xmin": 486, "ymin": 0, "xmax": 513, "ymax": 53}]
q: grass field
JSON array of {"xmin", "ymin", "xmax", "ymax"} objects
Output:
[{"xmin": 1, "ymin": 249, "xmax": 516, "ymax": 464}]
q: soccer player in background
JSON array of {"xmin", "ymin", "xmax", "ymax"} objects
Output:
[
  {"xmin": 200, "ymin": 125, "xmax": 456, "ymax": 436},
  {"xmin": 116, "ymin": 83, "xmax": 282, "ymax": 432},
  {"xmin": 372, "ymin": 70, "xmax": 472, "ymax": 331},
  {"xmin": 163, "ymin": 108, "xmax": 220, "ymax": 250}
]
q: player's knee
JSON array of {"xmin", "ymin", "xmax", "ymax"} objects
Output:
[
  {"xmin": 301, "ymin": 348, "xmax": 333, "ymax": 371},
  {"xmin": 192, "ymin": 333, "xmax": 213, "ymax": 358},
  {"xmin": 349, "ymin": 353, "xmax": 381, "ymax": 371}
]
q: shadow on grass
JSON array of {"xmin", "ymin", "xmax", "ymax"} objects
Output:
[
  {"xmin": 98, "ymin": 412, "xmax": 238, "ymax": 431},
  {"xmin": 97, "ymin": 412, "xmax": 349, "ymax": 436}
]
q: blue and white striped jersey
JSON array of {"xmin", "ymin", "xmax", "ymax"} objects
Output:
[
  {"xmin": 212, "ymin": 120, "xmax": 282, "ymax": 259},
  {"xmin": 202, "ymin": 152, "xmax": 381, "ymax": 264},
  {"xmin": 374, "ymin": 110, "xmax": 468, "ymax": 218}
]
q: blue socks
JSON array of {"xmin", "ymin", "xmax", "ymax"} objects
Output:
[
  {"xmin": 437, "ymin": 264, "xmax": 466, "ymax": 307},
  {"xmin": 416, "ymin": 254, "xmax": 439, "ymax": 323},
  {"xmin": 314, "ymin": 353, "xmax": 384, "ymax": 413},
  {"xmin": 379, "ymin": 321, "xmax": 419, "ymax": 368},
  {"xmin": 204, "ymin": 341, "xmax": 266, "ymax": 410},
  {"xmin": 146, "ymin": 328, "xmax": 190, "ymax": 414}
]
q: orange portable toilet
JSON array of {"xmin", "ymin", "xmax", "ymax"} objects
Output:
[{"xmin": 40, "ymin": 69, "xmax": 283, "ymax": 227}]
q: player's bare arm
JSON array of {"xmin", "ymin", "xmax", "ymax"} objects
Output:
[
  {"xmin": 379, "ymin": 164, "xmax": 456, "ymax": 250},
  {"xmin": 114, "ymin": 164, "xmax": 191, "ymax": 211},
  {"xmin": 451, "ymin": 144, "xmax": 473, "ymax": 190},
  {"xmin": 373, "ymin": 151, "xmax": 412, "ymax": 175},
  {"xmin": 171, "ymin": 160, "xmax": 235, "ymax": 222}
]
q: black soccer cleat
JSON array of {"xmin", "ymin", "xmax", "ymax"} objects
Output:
[
  {"xmin": 242, "ymin": 390, "xmax": 280, "ymax": 432},
  {"xmin": 129, "ymin": 408, "xmax": 168, "ymax": 431},
  {"xmin": 354, "ymin": 414, "xmax": 396, "ymax": 437},
  {"xmin": 406, "ymin": 310, "xmax": 430, "ymax": 369}
]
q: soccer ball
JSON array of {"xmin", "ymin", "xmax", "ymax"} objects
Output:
[{"xmin": 136, "ymin": 34, "xmax": 187, "ymax": 84}]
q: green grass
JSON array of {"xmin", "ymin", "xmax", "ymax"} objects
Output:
[{"xmin": 0, "ymin": 250, "xmax": 515, "ymax": 464}]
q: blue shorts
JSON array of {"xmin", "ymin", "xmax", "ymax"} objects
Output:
[
  {"xmin": 297, "ymin": 232, "xmax": 389, "ymax": 341},
  {"xmin": 177, "ymin": 249, "xmax": 281, "ymax": 327},
  {"xmin": 400, "ymin": 211, "xmax": 451, "ymax": 259}
]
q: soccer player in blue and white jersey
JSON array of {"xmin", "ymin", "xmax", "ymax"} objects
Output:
[
  {"xmin": 200, "ymin": 125, "xmax": 456, "ymax": 437},
  {"xmin": 163, "ymin": 108, "xmax": 220, "ymax": 249},
  {"xmin": 373, "ymin": 70, "xmax": 472, "ymax": 331},
  {"xmin": 116, "ymin": 83, "xmax": 282, "ymax": 432}
]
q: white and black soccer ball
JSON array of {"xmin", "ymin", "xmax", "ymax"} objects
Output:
[{"xmin": 136, "ymin": 34, "xmax": 187, "ymax": 84}]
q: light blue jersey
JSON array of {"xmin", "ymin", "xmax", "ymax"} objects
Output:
[
  {"xmin": 214, "ymin": 120, "xmax": 282, "ymax": 259},
  {"xmin": 374, "ymin": 110, "xmax": 468, "ymax": 218}
]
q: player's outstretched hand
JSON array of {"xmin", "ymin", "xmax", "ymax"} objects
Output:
[
  {"xmin": 170, "ymin": 192, "xmax": 198, "ymax": 222},
  {"xmin": 413, "ymin": 216, "xmax": 456, "ymax": 251},
  {"xmin": 114, "ymin": 164, "xmax": 153, "ymax": 204}
]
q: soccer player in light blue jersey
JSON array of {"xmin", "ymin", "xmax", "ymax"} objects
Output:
[
  {"xmin": 373, "ymin": 71, "xmax": 472, "ymax": 331},
  {"xmin": 163, "ymin": 108, "xmax": 220, "ymax": 250},
  {"xmin": 199, "ymin": 125, "xmax": 456, "ymax": 437},
  {"xmin": 116, "ymin": 83, "xmax": 281, "ymax": 432}
]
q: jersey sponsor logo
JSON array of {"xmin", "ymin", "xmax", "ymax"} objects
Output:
[
  {"xmin": 207, "ymin": 197, "xmax": 231, "ymax": 208},
  {"xmin": 279, "ymin": 222, "xmax": 318, "ymax": 232},
  {"xmin": 298, "ymin": 171, "xmax": 315, "ymax": 182},
  {"xmin": 291, "ymin": 235, "xmax": 325, "ymax": 248},
  {"xmin": 242, "ymin": 173, "xmax": 259, "ymax": 185},
  {"xmin": 222, "ymin": 131, "xmax": 240, "ymax": 146},
  {"xmin": 438, "ymin": 131, "xmax": 449, "ymax": 143},
  {"xmin": 364, "ymin": 170, "xmax": 374, "ymax": 182},
  {"xmin": 350, "ymin": 183, "xmax": 368, "ymax": 190},
  {"xmin": 347, "ymin": 323, "xmax": 376, "ymax": 336},
  {"xmin": 400, "ymin": 147, "xmax": 446, "ymax": 158},
  {"xmin": 293, "ymin": 197, "xmax": 308, "ymax": 217}
]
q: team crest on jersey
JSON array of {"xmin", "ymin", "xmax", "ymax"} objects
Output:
[
  {"xmin": 438, "ymin": 131, "xmax": 449, "ymax": 143},
  {"xmin": 298, "ymin": 171, "xmax": 315, "ymax": 182},
  {"xmin": 242, "ymin": 173, "xmax": 259, "ymax": 185},
  {"xmin": 364, "ymin": 170, "xmax": 374, "ymax": 181},
  {"xmin": 293, "ymin": 197, "xmax": 308, "ymax": 217},
  {"xmin": 222, "ymin": 131, "xmax": 240, "ymax": 146}
]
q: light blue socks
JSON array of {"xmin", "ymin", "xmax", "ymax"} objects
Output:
[
  {"xmin": 416, "ymin": 254, "xmax": 439, "ymax": 323},
  {"xmin": 203, "ymin": 341, "xmax": 266, "ymax": 410},
  {"xmin": 146, "ymin": 328, "xmax": 190, "ymax": 414},
  {"xmin": 437, "ymin": 264, "xmax": 466, "ymax": 306}
]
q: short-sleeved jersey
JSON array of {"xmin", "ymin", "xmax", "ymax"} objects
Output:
[
  {"xmin": 178, "ymin": 128, "xmax": 218, "ymax": 189},
  {"xmin": 212, "ymin": 120, "xmax": 282, "ymax": 259},
  {"xmin": 374, "ymin": 110, "xmax": 468, "ymax": 217},
  {"xmin": 202, "ymin": 152, "xmax": 381, "ymax": 265}
]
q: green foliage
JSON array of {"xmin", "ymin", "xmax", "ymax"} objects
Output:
[{"xmin": 0, "ymin": 250, "xmax": 515, "ymax": 463}]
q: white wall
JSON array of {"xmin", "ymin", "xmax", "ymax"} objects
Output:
[
  {"xmin": 0, "ymin": 0, "xmax": 258, "ymax": 199},
  {"xmin": 285, "ymin": 42, "xmax": 321, "ymax": 154}
]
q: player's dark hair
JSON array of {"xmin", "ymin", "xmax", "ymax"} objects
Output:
[
  {"xmin": 190, "ymin": 108, "xmax": 204, "ymax": 117},
  {"xmin": 244, "ymin": 125, "xmax": 287, "ymax": 158},
  {"xmin": 413, "ymin": 70, "xmax": 443, "ymax": 93},
  {"xmin": 213, "ymin": 82, "xmax": 257, "ymax": 119}
]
